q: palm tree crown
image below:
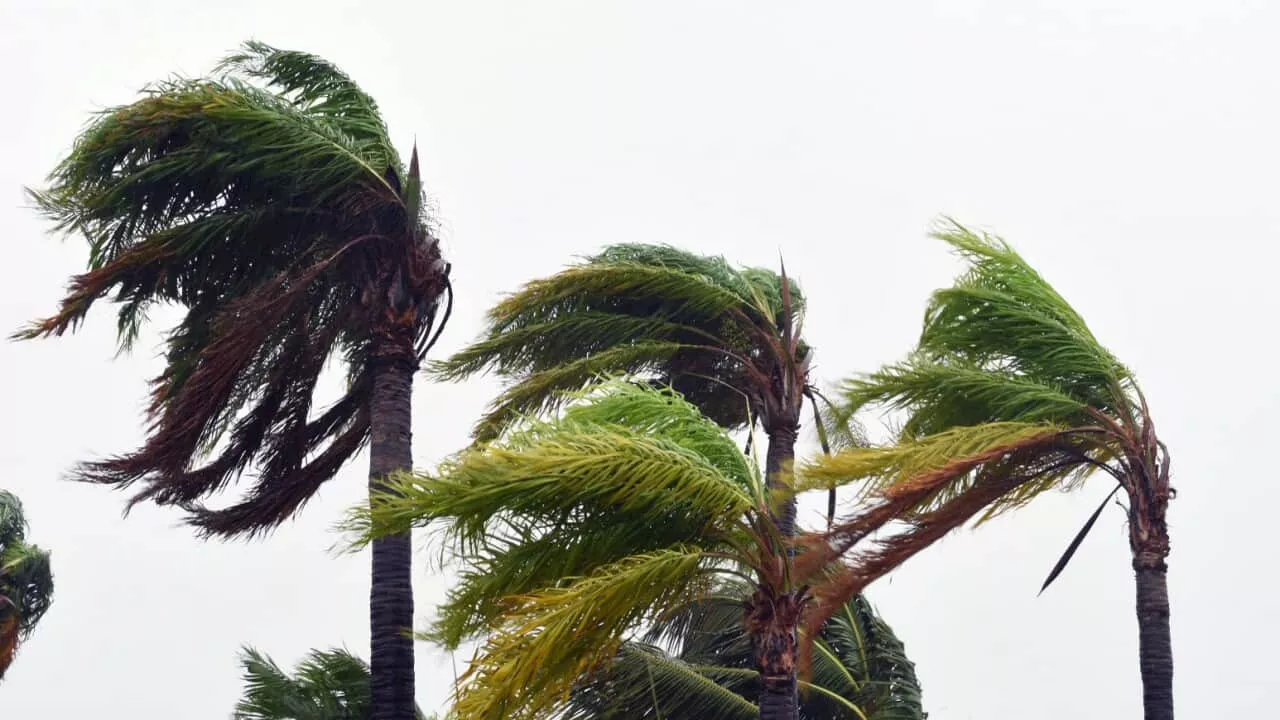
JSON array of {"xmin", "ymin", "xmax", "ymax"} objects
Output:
[
  {"xmin": 431, "ymin": 243, "xmax": 807, "ymax": 444},
  {"xmin": 19, "ymin": 41, "xmax": 449, "ymax": 537},
  {"xmin": 0, "ymin": 490, "xmax": 54, "ymax": 681},
  {"xmin": 350, "ymin": 379, "xmax": 930, "ymax": 720},
  {"xmin": 800, "ymin": 221, "xmax": 1173, "ymax": 717}
]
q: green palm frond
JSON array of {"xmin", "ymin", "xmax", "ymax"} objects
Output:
[
  {"xmin": 566, "ymin": 589, "xmax": 926, "ymax": 720},
  {"xmin": 562, "ymin": 642, "xmax": 760, "ymax": 720},
  {"xmin": 233, "ymin": 646, "xmax": 427, "ymax": 720},
  {"xmin": 20, "ymin": 41, "xmax": 446, "ymax": 537},
  {"xmin": 429, "ymin": 244, "xmax": 805, "ymax": 440},
  {"xmin": 217, "ymin": 40, "xmax": 398, "ymax": 166},
  {"xmin": 920, "ymin": 220, "xmax": 1134, "ymax": 415},
  {"xmin": 813, "ymin": 221, "xmax": 1139, "ymax": 525},
  {"xmin": 0, "ymin": 491, "xmax": 54, "ymax": 682},
  {"xmin": 842, "ymin": 358, "xmax": 1090, "ymax": 440}
]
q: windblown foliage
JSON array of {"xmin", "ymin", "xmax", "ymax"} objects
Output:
[
  {"xmin": 0, "ymin": 491, "xmax": 53, "ymax": 681},
  {"xmin": 19, "ymin": 41, "xmax": 448, "ymax": 537},
  {"xmin": 350, "ymin": 380, "xmax": 940, "ymax": 720},
  {"xmin": 348, "ymin": 381, "xmax": 775, "ymax": 719},
  {"xmin": 566, "ymin": 585, "xmax": 926, "ymax": 720},
  {"xmin": 233, "ymin": 646, "xmax": 428, "ymax": 720},
  {"xmin": 429, "ymin": 244, "xmax": 807, "ymax": 441},
  {"xmin": 799, "ymin": 220, "xmax": 1169, "ymax": 639}
]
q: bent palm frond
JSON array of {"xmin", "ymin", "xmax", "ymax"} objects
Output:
[
  {"xmin": 429, "ymin": 244, "xmax": 805, "ymax": 440},
  {"xmin": 20, "ymin": 41, "xmax": 445, "ymax": 537},
  {"xmin": 350, "ymin": 381, "xmax": 762, "ymax": 720},
  {"xmin": 233, "ymin": 645, "xmax": 427, "ymax": 720},
  {"xmin": 566, "ymin": 589, "xmax": 926, "ymax": 720}
]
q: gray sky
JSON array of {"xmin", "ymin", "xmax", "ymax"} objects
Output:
[{"xmin": 1, "ymin": 1, "xmax": 1274, "ymax": 717}]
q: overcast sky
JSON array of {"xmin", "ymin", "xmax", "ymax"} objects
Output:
[{"xmin": 2, "ymin": 1, "xmax": 1275, "ymax": 718}]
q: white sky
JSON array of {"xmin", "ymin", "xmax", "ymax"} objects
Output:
[{"xmin": 2, "ymin": 1, "xmax": 1275, "ymax": 717}]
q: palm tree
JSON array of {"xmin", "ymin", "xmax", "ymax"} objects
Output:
[
  {"xmin": 350, "ymin": 380, "xmax": 932, "ymax": 720},
  {"xmin": 801, "ymin": 221, "xmax": 1174, "ymax": 720},
  {"xmin": 431, "ymin": 245, "xmax": 816, "ymax": 713},
  {"xmin": 566, "ymin": 585, "xmax": 926, "ymax": 720},
  {"xmin": 18, "ymin": 42, "xmax": 449, "ymax": 720},
  {"xmin": 0, "ymin": 490, "xmax": 54, "ymax": 682},
  {"xmin": 233, "ymin": 646, "xmax": 430, "ymax": 720}
]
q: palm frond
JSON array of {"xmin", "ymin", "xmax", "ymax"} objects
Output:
[
  {"xmin": 216, "ymin": 41, "xmax": 398, "ymax": 170},
  {"xmin": 567, "ymin": 588, "xmax": 925, "ymax": 720},
  {"xmin": 803, "ymin": 429, "xmax": 1084, "ymax": 637},
  {"xmin": 466, "ymin": 342, "xmax": 690, "ymax": 442},
  {"xmin": 561, "ymin": 642, "xmax": 760, "ymax": 720},
  {"xmin": 840, "ymin": 357, "xmax": 1091, "ymax": 440},
  {"xmin": 429, "ymin": 244, "xmax": 806, "ymax": 440},
  {"xmin": 921, "ymin": 220, "xmax": 1133, "ymax": 415},
  {"xmin": 234, "ymin": 645, "xmax": 427, "ymax": 720},
  {"xmin": 798, "ymin": 421, "xmax": 1071, "ymax": 508},
  {"xmin": 349, "ymin": 381, "xmax": 755, "ymax": 549},
  {"xmin": 20, "ymin": 41, "xmax": 445, "ymax": 537},
  {"xmin": 0, "ymin": 491, "xmax": 54, "ymax": 682},
  {"xmin": 451, "ymin": 547, "xmax": 713, "ymax": 720},
  {"xmin": 344, "ymin": 382, "xmax": 753, "ymax": 652}
]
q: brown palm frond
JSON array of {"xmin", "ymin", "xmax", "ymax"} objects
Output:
[{"xmin": 799, "ymin": 432, "xmax": 1085, "ymax": 648}]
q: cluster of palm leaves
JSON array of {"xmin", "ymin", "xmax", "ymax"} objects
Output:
[
  {"xmin": 0, "ymin": 491, "xmax": 53, "ymax": 682},
  {"xmin": 18, "ymin": 39, "xmax": 1173, "ymax": 720}
]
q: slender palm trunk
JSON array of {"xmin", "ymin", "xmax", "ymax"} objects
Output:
[
  {"xmin": 368, "ymin": 336, "xmax": 417, "ymax": 720},
  {"xmin": 1133, "ymin": 550, "xmax": 1173, "ymax": 720},
  {"xmin": 755, "ymin": 426, "xmax": 800, "ymax": 720}
]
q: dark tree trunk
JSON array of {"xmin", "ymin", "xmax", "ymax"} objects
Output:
[
  {"xmin": 764, "ymin": 426, "xmax": 799, "ymax": 539},
  {"xmin": 747, "ymin": 587, "xmax": 804, "ymax": 720},
  {"xmin": 757, "ymin": 424, "xmax": 801, "ymax": 720},
  {"xmin": 368, "ymin": 335, "xmax": 417, "ymax": 720},
  {"xmin": 1134, "ymin": 553, "xmax": 1173, "ymax": 720},
  {"xmin": 759, "ymin": 675, "xmax": 800, "ymax": 720}
]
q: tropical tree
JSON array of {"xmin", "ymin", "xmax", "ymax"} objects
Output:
[
  {"xmin": 350, "ymin": 380, "xmax": 933, "ymax": 720},
  {"xmin": 18, "ymin": 42, "xmax": 449, "ymax": 720},
  {"xmin": 431, "ymin": 245, "xmax": 816, "ymax": 712},
  {"xmin": 800, "ymin": 221, "xmax": 1174, "ymax": 720},
  {"xmin": 234, "ymin": 646, "xmax": 430, "ymax": 720},
  {"xmin": 0, "ymin": 490, "xmax": 54, "ymax": 682},
  {"xmin": 566, "ymin": 584, "xmax": 926, "ymax": 720}
]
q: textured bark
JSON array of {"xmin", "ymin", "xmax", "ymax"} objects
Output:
[
  {"xmin": 368, "ymin": 337, "xmax": 417, "ymax": 720},
  {"xmin": 1134, "ymin": 553, "xmax": 1174, "ymax": 720},
  {"xmin": 764, "ymin": 425, "xmax": 799, "ymax": 539},
  {"xmin": 747, "ymin": 588, "xmax": 803, "ymax": 720},
  {"xmin": 757, "ymin": 423, "xmax": 801, "ymax": 720}
]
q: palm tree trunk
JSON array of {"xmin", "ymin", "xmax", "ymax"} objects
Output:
[
  {"xmin": 368, "ymin": 339, "xmax": 417, "ymax": 720},
  {"xmin": 757, "ymin": 425, "xmax": 800, "ymax": 720},
  {"xmin": 1134, "ymin": 553, "xmax": 1173, "ymax": 720},
  {"xmin": 764, "ymin": 427, "xmax": 799, "ymax": 539}
]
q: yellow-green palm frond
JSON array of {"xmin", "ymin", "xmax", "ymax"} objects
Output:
[
  {"xmin": 353, "ymin": 425, "xmax": 754, "ymax": 550},
  {"xmin": 799, "ymin": 422, "xmax": 1069, "ymax": 508},
  {"xmin": 343, "ymin": 382, "xmax": 756, "ymax": 649},
  {"xmin": 450, "ymin": 547, "xmax": 712, "ymax": 720}
]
